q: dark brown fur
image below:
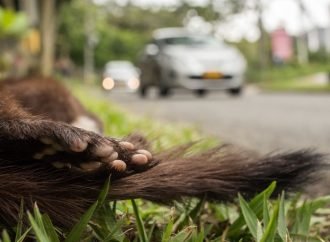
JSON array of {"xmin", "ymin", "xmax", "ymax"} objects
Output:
[
  {"xmin": 0, "ymin": 76, "xmax": 102, "ymax": 128},
  {"xmin": 0, "ymin": 76, "xmax": 327, "ymax": 229}
]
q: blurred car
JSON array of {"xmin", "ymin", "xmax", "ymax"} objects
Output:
[
  {"xmin": 102, "ymin": 61, "xmax": 140, "ymax": 92},
  {"xmin": 138, "ymin": 28, "xmax": 247, "ymax": 97}
]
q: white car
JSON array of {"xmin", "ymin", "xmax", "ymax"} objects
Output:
[
  {"xmin": 138, "ymin": 28, "xmax": 247, "ymax": 97},
  {"xmin": 102, "ymin": 61, "xmax": 140, "ymax": 92}
]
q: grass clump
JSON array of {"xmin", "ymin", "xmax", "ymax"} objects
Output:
[
  {"xmin": 5, "ymin": 182, "xmax": 330, "ymax": 241},
  {"xmin": 247, "ymin": 63, "xmax": 330, "ymax": 93}
]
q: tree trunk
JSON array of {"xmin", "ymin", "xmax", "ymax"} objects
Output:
[
  {"xmin": 83, "ymin": 0, "xmax": 96, "ymax": 84},
  {"xmin": 257, "ymin": 0, "xmax": 268, "ymax": 69},
  {"xmin": 2, "ymin": 0, "xmax": 14, "ymax": 9},
  {"xmin": 296, "ymin": 0, "xmax": 309, "ymax": 65},
  {"xmin": 40, "ymin": 0, "xmax": 56, "ymax": 76}
]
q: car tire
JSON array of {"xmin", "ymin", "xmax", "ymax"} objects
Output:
[
  {"xmin": 158, "ymin": 87, "xmax": 170, "ymax": 97},
  {"xmin": 139, "ymin": 86, "xmax": 148, "ymax": 98},
  {"xmin": 227, "ymin": 87, "xmax": 242, "ymax": 96},
  {"xmin": 194, "ymin": 89, "xmax": 208, "ymax": 97}
]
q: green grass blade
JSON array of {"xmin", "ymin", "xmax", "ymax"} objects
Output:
[
  {"xmin": 42, "ymin": 214, "xmax": 60, "ymax": 242},
  {"xmin": 169, "ymin": 227, "xmax": 194, "ymax": 242},
  {"xmin": 256, "ymin": 221, "xmax": 263, "ymax": 242},
  {"xmin": 28, "ymin": 211, "xmax": 51, "ymax": 242},
  {"xmin": 290, "ymin": 196, "xmax": 330, "ymax": 236},
  {"xmin": 97, "ymin": 176, "xmax": 111, "ymax": 210},
  {"xmin": 161, "ymin": 219, "xmax": 174, "ymax": 242},
  {"xmin": 64, "ymin": 201, "xmax": 98, "ymax": 242},
  {"xmin": 147, "ymin": 223, "xmax": 156, "ymax": 242},
  {"xmin": 189, "ymin": 196, "xmax": 206, "ymax": 223},
  {"xmin": 309, "ymin": 195, "xmax": 330, "ymax": 212},
  {"xmin": 263, "ymin": 193, "xmax": 270, "ymax": 228},
  {"xmin": 260, "ymin": 200, "xmax": 279, "ymax": 242},
  {"xmin": 292, "ymin": 202, "xmax": 311, "ymax": 236},
  {"xmin": 290, "ymin": 233, "xmax": 324, "ymax": 242},
  {"xmin": 16, "ymin": 227, "xmax": 32, "ymax": 242},
  {"xmin": 228, "ymin": 182, "xmax": 276, "ymax": 237},
  {"xmin": 33, "ymin": 203, "xmax": 47, "ymax": 236},
  {"xmin": 2, "ymin": 230, "xmax": 11, "ymax": 242},
  {"xmin": 172, "ymin": 198, "xmax": 206, "ymax": 232},
  {"xmin": 103, "ymin": 219, "xmax": 127, "ymax": 241},
  {"xmin": 277, "ymin": 192, "xmax": 287, "ymax": 241},
  {"xmin": 88, "ymin": 223, "xmax": 104, "ymax": 241},
  {"xmin": 131, "ymin": 199, "xmax": 148, "ymax": 242},
  {"xmin": 14, "ymin": 198, "xmax": 24, "ymax": 242},
  {"xmin": 191, "ymin": 226, "xmax": 204, "ymax": 242},
  {"xmin": 300, "ymin": 203, "xmax": 312, "ymax": 236},
  {"xmin": 238, "ymin": 194, "xmax": 259, "ymax": 240}
]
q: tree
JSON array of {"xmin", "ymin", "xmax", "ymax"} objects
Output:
[{"xmin": 40, "ymin": 0, "xmax": 56, "ymax": 76}]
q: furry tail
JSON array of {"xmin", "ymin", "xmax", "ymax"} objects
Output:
[
  {"xmin": 109, "ymin": 144, "xmax": 327, "ymax": 202},
  {"xmin": 0, "ymin": 143, "xmax": 326, "ymax": 228}
]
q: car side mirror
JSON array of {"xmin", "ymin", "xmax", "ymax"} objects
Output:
[{"xmin": 145, "ymin": 44, "xmax": 159, "ymax": 56}]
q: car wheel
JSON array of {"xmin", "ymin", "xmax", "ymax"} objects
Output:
[
  {"xmin": 139, "ymin": 86, "xmax": 148, "ymax": 98},
  {"xmin": 227, "ymin": 87, "xmax": 242, "ymax": 96},
  {"xmin": 159, "ymin": 87, "xmax": 170, "ymax": 97},
  {"xmin": 194, "ymin": 89, "xmax": 208, "ymax": 97}
]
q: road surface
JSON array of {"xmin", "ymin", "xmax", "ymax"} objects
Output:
[{"xmin": 104, "ymin": 89, "xmax": 330, "ymax": 154}]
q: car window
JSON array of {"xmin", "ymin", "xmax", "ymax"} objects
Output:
[
  {"xmin": 104, "ymin": 62, "xmax": 138, "ymax": 76},
  {"xmin": 161, "ymin": 36, "xmax": 220, "ymax": 46}
]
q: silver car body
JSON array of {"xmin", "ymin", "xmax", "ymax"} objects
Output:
[{"xmin": 139, "ymin": 28, "xmax": 246, "ymax": 91}]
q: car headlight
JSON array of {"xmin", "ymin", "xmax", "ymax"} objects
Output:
[
  {"xmin": 128, "ymin": 77, "xmax": 140, "ymax": 90},
  {"xmin": 102, "ymin": 77, "xmax": 115, "ymax": 90}
]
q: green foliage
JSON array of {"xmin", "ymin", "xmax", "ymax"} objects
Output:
[
  {"xmin": 247, "ymin": 63, "xmax": 330, "ymax": 83},
  {"xmin": 27, "ymin": 204, "xmax": 56, "ymax": 242},
  {"xmin": 245, "ymin": 62, "xmax": 330, "ymax": 92},
  {"xmin": 56, "ymin": 0, "xmax": 248, "ymax": 69},
  {"xmin": 94, "ymin": 26, "xmax": 148, "ymax": 67},
  {"xmin": 57, "ymin": 0, "xmax": 179, "ymax": 68},
  {"xmin": 238, "ymin": 194, "xmax": 260, "ymax": 240},
  {"xmin": 132, "ymin": 200, "xmax": 148, "ymax": 242},
  {"xmin": 0, "ymin": 8, "xmax": 27, "ymax": 38},
  {"xmin": 65, "ymin": 202, "xmax": 98, "ymax": 242}
]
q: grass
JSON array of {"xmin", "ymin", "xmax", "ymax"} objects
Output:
[
  {"xmin": 247, "ymin": 63, "xmax": 330, "ymax": 93},
  {"xmin": 258, "ymin": 80, "xmax": 330, "ymax": 93},
  {"xmin": 2, "ymin": 86, "xmax": 330, "ymax": 241},
  {"xmin": 73, "ymin": 86, "xmax": 218, "ymax": 152},
  {"xmin": 7, "ymin": 181, "xmax": 330, "ymax": 241}
]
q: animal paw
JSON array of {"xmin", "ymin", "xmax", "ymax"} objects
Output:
[{"xmin": 29, "ymin": 120, "xmax": 153, "ymax": 173}]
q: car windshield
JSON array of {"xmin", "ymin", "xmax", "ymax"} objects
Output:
[
  {"xmin": 105, "ymin": 62, "xmax": 137, "ymax": 76},
  {"xmin": 106, "ymin": 61, "xmax": 133, "ymax": 69},
  {"xmin": 161, "ymin": 36, "xmax": 220, "ymax": 46}
]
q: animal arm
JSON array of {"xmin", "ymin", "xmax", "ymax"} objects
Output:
[{"xmin": 0, "ymin": 76, "xmax": 326, "ymax": 228}]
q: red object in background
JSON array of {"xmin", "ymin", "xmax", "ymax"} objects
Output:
[{"xmin": 271, "ymin": 28, "xmax": 293, "ymax": 62}]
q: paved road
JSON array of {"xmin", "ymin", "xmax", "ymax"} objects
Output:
[{"xmin": 104, "ymin": 89, "xmax": 330, "ymax": 154}]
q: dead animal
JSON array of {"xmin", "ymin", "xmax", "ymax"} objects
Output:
[{"xmin": 0, "ymin": 76, "xmax": 326, "ymax": 229}]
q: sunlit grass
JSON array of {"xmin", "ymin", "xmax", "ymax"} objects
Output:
[
  {"xmin": 259, "ymin": 80, "xmax": 330, "ymax": 93},
  {"xmin": 73, "ymin": 86, "xmax": 218, "ymax": 152},
  {"xmin": 247, "ymin": 63, "xmax": 330, "ymax": 93}
]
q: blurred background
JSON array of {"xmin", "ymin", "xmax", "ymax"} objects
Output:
[{"xmin": 0, "ymin": 0, "xmax": 330, "ymax": 154}]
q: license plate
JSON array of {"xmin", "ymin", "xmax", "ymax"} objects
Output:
[{"xmin": 203, "ymin": 71, "xmax": 223, "ymax": 79}]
